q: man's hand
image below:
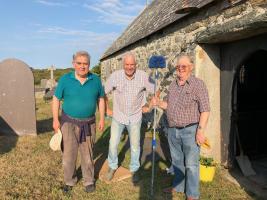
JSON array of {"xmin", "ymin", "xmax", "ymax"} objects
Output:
[
  {"xmin": 53, "ymin": 119, "xmax": 60, "ymax": 133},
  {"xmin": 106, "ymin": 107, "xmax": 113, "ymax": 117},
  {"xmin": 151, "ymin": 96, "xmax": 159, "ymax": 107},
  {"xmin": 196, "ymin": 130, "xmax": 206, "ymax": 146},
  {"xmin": 98, "ymin": 118, "xmax": 105, "ymax": 131}
]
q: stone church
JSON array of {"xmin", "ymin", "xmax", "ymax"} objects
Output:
[{"xmin": 100, "ymin": 0, "xmax": 267, "ymax": 192}]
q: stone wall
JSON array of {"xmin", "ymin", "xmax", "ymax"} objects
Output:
[
  {"xmin": 100, "ymin": 0, "xmax": 267, "ymax": 162},
  {"xmin": 101, "ymin": 0, "xmax": 266, "ymax": 81}
]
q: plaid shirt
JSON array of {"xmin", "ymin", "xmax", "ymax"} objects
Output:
[
  {"xmin": 105, "ymin": 69, "xmax": 154, "ymax": 125},
  {"xmin": 166, "ymin": 75, "xmax": 210, "ymax": 127}
]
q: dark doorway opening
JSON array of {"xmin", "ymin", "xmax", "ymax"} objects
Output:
[
  {"xmin": 231, "ymin": 50, "xmax": 267, "ymax": 194},
  {"xmin": 234, "ymin": 50, "xmax": 267, "ymax": 159}
]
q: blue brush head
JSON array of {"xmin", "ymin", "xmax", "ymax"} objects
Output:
[{"xmin": 148, "ymin": 55, "xmax": 166, "ymax": 68}]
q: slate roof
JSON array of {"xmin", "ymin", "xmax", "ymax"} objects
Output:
[{"xmin": 101, "ymin": 0, "xmax": 215, "ymax": 60}]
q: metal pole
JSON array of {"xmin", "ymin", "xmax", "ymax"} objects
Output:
[{"xmin": 150, "ymin": 69, "xmax": 158, "ymax": 197}]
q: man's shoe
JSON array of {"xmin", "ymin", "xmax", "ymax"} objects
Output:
[
  {"xmin": 163, "ymin": 187, "xmax": 176, "ymax": 193},
  {"xmin": 62, "ymin": 185, "xmax": 73, "ymax": 194},
  {"xmin": 131, "ymin": 171, "xmax": 140, "ymax": 185},
  {"xmin": 85, "ymin": 184, "xmax": 95, "ymax": 193},
  {"xmin": 105, "ymin": 167, "xmax": 116, "ymax": 181},
  {"xmin": 186, "ymin": 197, "xmax": 198, "ymax": 200}
]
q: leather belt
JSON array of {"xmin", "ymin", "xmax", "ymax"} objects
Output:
[{"xmin": 176, "ymin": 122, "xmax": 198, "ymax": 129}]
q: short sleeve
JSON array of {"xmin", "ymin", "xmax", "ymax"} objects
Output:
[
  {"xmin": 196, "ymin": 80, "xmax": 210, "ymax": 112},
  {"xmin": 54, "ymin": 76, "xmax": 65, "ymax": 100},
  {"xmin": 104, "ymin": 73, "xmax": 115, "ymax": 94},
  {"xmin": 99, "ymin": 81, "xmax": 105, "ymax": 98}
]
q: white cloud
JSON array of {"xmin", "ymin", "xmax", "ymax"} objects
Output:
[
  {"xmin": 37, "ymin": 26, "xmax": 119, "ymax": 51},
  {"xmin": 35, "ymin": 0, "xmax": 68, "ymax": 7},
  {"xmin": 38, "ymin": 26, "xmax": 117, "ymax": 38},
  {"xmin": 83, "ymin": 0, "xmax": 145, "ymax": 25}
]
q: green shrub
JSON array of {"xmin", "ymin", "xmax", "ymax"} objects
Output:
[{"xmin": 200, "ymin": 156, "xmax": 215, "ymax": 167}]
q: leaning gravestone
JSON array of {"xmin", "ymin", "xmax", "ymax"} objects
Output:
[{"xmin": 0, "ymin": 58, "xmax": 37, "ymax": 136}]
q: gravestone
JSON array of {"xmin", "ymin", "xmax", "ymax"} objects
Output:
[
  {"xmin": 0, "ymin": 58, "xmax": 37, "ymax": 136},
  {"xmin": 40, "ymin": 79, "xmax": 48, "ymax": 88}
]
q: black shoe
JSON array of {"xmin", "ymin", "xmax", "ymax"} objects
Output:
[
  {"xmin": 131, "ymin": 171, "xmax": 140, "ymax": 185},
  {"xmin": 63, "ymin": 185, "xmax": 73, "ymax": 194},
  {"xmin": 85, "ymin": 184, "xmax": 95, "ymax": 193}
]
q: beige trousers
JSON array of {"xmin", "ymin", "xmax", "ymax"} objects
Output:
[{"xmin": 61, "ymin": 122, "xmax": 96, "ymax": 186}]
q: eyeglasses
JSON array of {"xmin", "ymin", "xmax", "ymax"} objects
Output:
[
  {"xmin": 75, "ymin": 62, "xmax": 89, "ymax": 66},
  {"xmin": 176, "ymin": 64, "xmax": 188, "ymax": 69}
]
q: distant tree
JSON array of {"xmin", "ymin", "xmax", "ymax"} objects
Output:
[
  {"xmin": 33, "ymin": 64, "xmax": 101, "ymax": 85},
  {"xmin": 90, "ymin": 63, "xmax": 101, "ymax": 76},
  {"xmin": 54, "ymin": 68, "xmax": 73, "ymax": 81},
  {"xmin": 33, "ymin": 67, "xmax": 72, "ymax": 85}
]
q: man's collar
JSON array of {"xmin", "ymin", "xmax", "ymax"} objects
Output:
[
  {"xmin": 176, "ymin": 75, "xmax": 193, "ymax": 86},
  {"xmin": 124, "ymin": 71, "xmax": 136, "ymax": 80},
  {"xmin": 70, "ymin": 71, "xmax": 93, "ymax": 80}
]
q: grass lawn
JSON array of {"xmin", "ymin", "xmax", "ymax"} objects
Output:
[{"xmin": 0, "ymin": 99, "xmax": 255, "ymax": 200}]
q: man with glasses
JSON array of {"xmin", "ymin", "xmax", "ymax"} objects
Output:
[
  {"xmin": 151, "ymin": 54, "xmax": 210, "ymax": 200},
  {"xmin": 104, "ymin": 52, "xmax": 154, "ymax": 185},
  {"xmin": 52, "ymin": 51, "xmax": 105, "ymax": 194}
]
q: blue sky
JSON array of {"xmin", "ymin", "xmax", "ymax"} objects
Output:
[{"xmin": 0, "ymin": 0, "xmax": 146, "ymax": 69}]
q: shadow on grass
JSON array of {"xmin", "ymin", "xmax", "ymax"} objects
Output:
[
  {"xmin": 36, "ymin": 118, "xmax": 53, "ymax": 134},
  {"xmin": 138, "ymin": 128, "xmax": 175, "ymax": 199},
  {"xmin": 91, "ymin": 118, "xmax": 174, "ymax": 199},
  {"xmin": 138, "ymin": 152, "xmax": 174, "ymax": 200},
  {"xmin": 0, "ymin": 117, "xmax": 18, "ymax": 154},
  {"xmin": 94, "ymin": 126, "xmax": 111, "ymax": 179}
]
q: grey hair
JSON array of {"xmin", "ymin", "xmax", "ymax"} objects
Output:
[
  {"xmin": 176, "ymin": 52, "xmax": 194, "ymax": 65},
  {"xmin": 73, "ymin": 51, "xmax": 91, "ymax": 61},
  {"xmin": 122, "ymin": 51, "xmax": 136, "ymax": 64}
]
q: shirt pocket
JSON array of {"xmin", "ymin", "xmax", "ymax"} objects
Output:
[
  {"xmin": 183, "ymin": 91, "xmax": 197, "ymax": 108},
  {"xmin": 115, "ymin": 84, "xmax": 124, "ymax": 94}
]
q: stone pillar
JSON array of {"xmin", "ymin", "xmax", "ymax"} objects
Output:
[{"xmin": 194, "ymin": 45, "xmax": 221, "ymax": 162}]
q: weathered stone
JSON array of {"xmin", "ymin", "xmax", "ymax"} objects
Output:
[
  {"xmin": 0, "ymin": 59, "xmax": 37, "ymax": 136},
  {"xmin": 251, "ymin": 0, "xmax": 267, "ymax": 6},
  {"xmin": 184, "ymin": 22, "xmax": 204, "ymax": 33},
  {"xmin": 40, "ymin": 79, "xmax": 48, "ymax": 88},
  {"xmin": 99, "ymin": 0, "xmax": 267, "ymax": 168},
  {"xmin": 45, "ymin": 79, "xmax": 57, "ymax": 90},
  {"xmin": 196, "ymin": 11, "xmax": 267, "ymax": 43}
]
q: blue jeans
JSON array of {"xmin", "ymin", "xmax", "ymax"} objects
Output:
[
  {"xmin": 108, "ymin": 118, "xmax": 141, "ymax": 172},
  {"xmin": 168, "ymin": 125, "xmax": 200, "ymax": 199}
]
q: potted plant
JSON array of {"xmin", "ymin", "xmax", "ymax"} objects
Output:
[{"xmin": 199, "ymin": 156, "xmax": 216, "ymax": 182}]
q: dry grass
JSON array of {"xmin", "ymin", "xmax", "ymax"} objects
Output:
[{"xmin": 0, "ymin": 99, "xmax": 255, "ymax": 200}]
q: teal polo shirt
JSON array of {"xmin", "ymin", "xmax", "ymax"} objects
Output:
[{"xmin": 54, "ymin": 71, "xmax": 104, "ymax": 119}]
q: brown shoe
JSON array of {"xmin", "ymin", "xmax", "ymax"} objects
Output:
[
  {"xmin": 186, "ymin": 197, "xmax": 198, "ymax": 200},
  {"xmin": 163, "ymin": 187, "xmax": 176, "ymax": 193}
]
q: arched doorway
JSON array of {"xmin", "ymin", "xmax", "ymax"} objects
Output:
[{"xmin": 233, "ymin": 50, "xmax": 267, "ymax": 159}]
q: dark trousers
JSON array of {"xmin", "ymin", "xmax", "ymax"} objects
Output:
[{"xmin": 61, "ymin": 122, "xmax": 96, "ymax": 186}]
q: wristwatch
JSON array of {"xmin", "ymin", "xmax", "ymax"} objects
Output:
[{"xmin": 197, "ymin": 125, "xmax": 203, "ymax": 130}]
